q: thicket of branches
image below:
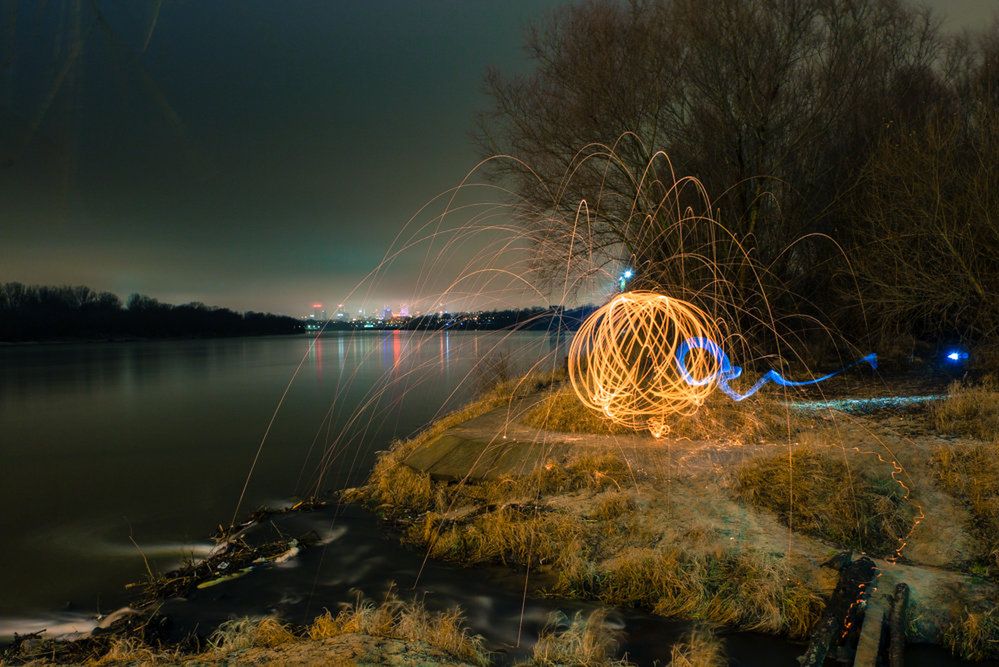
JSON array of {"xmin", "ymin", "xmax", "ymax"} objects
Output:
[
  {"xmin": 0, "ymin": 283, "xmax": 303, "ymax": 341},
  {"xmin": 476, "ymin": 0, "xmax": 999, "ymax": 351}
]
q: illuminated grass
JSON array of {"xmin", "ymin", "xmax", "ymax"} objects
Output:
[
  {"xmin": 208, "ymin": 616, "xmax": 297, "ymax": 653},
  {"xmin": 943, "ymin": 606, "xmax": 999, "ymax": 661},
  {"xmin": 734, "ymin": 447, "xmax": 915, "ymax": 556},
  {"xmin": 531, "ymin": 609, "xmax": 628, "ymax": 667},
  {"xmin": 88, "ymin": 637, "xmax": 171, "ymax": 666},
  {"xmin": 309, "ymin": 589, "xmax": 489, "ymax": 666},
  {"xmin": 411, "ymin": 506, "xmax": 584, "ymax": 566},
  {"xmin": 48, "ymin": 598, "xmax": 489, "ymax": 666},
  {"xmin": 932, "ymin": 442, "xmax": 999, "ymax": 576},
  {"xmin": 522, "ymin": 384, "xmax": 791, "ymax": 442},
  {"xmin": 933, "ymin": 381, "xmax": 999, "ymax": 441},
  {"xmin": 668, "ymin": 627, "xmax": 726, "ymax": 667},
  {"xmin": 588, "ymin": 546, "xmax": 821, "ymax": 637},
  {"xmin": 359, "ymin": 370, "xmax": 564, "ymax": 514},
  {"xmin": 362, "ymin": 433, "xmax": 823, "ymax": 638},
  {"xmin": 391, "ymin": 483, "xmax": 820, "ymax": 637},
  {"xmin": 522, "ymin": 385, "xmax": 631, "ymax": 434}
]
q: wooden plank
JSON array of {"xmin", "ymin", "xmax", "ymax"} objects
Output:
[
  {"xmin": 853, "ymin": 592, "xmax": 887, "ymax": 667},
  {"xmin": 800, "ymin": 554, "xmax": 879, "ymax": 667}
]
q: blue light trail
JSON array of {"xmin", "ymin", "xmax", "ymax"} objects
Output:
[{"xmin": 675, "ymin": 337, "xmax": 878, "ymax": 401}]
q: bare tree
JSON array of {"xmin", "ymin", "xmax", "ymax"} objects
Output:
[
  {"xmin": 476, "ymin": 0, "xmax": 946, "ymax": 347},
  {"xmin": 852, "ymin": 27, "xmax": 999, "ymax": 342}
]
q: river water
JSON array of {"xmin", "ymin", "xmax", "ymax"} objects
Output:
[{"xmin": 0, "ymin": 332, "xmax": 982, "ymax": 665}]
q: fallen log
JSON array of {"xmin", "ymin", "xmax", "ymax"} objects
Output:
[
  {"xmin": 887, "ymin": 582, "xmax": 910, "ymax": 667},
  {"xmin": 799, "ymin": 553, "xmax": 879, "ymax": 667}
]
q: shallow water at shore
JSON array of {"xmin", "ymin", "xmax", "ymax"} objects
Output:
[
  {"xmin": 0, "ymin": 331, "xmax": 559, "ymax": 622},
  {"xmin": 136, "ymin": 505, "xmax": 808, "ymax": 666}
]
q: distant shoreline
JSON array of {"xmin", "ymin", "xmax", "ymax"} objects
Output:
[{"xmin": 0, "ymin": 331, "xmax": 305, "ymax": 347}]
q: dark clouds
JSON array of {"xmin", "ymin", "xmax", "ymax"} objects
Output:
[
  {"xmin": 0, "ymin": 0, "xmax": 993, "ymax": 314},
  {"xmin": 0, "ymin": 0, "xmax": 564, "ymax": 314}
]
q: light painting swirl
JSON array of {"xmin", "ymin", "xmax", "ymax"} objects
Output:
[
  {"xmin": 569, "ymin": 291, "xmax": 878, "ymax": 437},
  {"xmin": 568, "ymin": 292, "xmax": 724, "ymax": 438}
]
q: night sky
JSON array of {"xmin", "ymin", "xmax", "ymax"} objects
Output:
[{"xmin": 0, "ymin": 0, "xmax": 993, "ymax": 316}]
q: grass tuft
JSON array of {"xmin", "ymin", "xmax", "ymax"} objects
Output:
[
  {"xmin": 943, "ymin": 606, "xmax": 999, "ymax": 661},
  {"xmin": 531, "ymin": 608, "xmax": 627, "ymax": 667},
  {"xmin": 309, "ymin": 588, "xmax": 489, "ymax": 665},
  {"xmin": 668, "ymin": 627, "xmax": 725, "ymax": 667},
  {"xmin": 933, "ymin": 381, "xmax": 999, "ymax": 441},
  {"xmin": 932, "ymin": 442, "xmax": 999, "ymax": 576},
  {"xmin": 208, "ymin": 616, "xmax": 296, "ymax": 653},
  {"xmin": 522, "ymin": 385, "xmax": 792, "ymax": 442},
  {"xmin": 735, "ymin": 446, "xmax": 915, "ymax": 556},
  {"xmin": 88, "ymin": 637, "xmax": 167, "ymax": 665},
  {"xmin": 414, "ymin": 506, "xmax": 583, "ymax": 567},
  {"xmin": 594, "ymin": 546, "xmax": 821, "ymax": 637}
]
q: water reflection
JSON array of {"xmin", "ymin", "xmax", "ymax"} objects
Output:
[{"xmin": 0, "ymin": 332, "xmax": 554, "ymax": 620}]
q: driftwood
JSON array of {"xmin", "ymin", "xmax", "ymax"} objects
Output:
[
  {"xmin": 1, "ymin": 500, "xmax": 327, "ymax": 666},
  {"xmin": 799, "ymin": 553, "xmax": 879, "ymax": 667},
  {"xmin": 887, "ymin": 582, "xmax": 910, "ymax": 667}
]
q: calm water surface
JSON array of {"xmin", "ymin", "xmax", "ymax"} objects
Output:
[
  {"xmin": 0, "ymin": 332, "xmax": 555, "ymax": 620},
  {"xmin": 0, "ymin": 332, "xmax": 984, "ymax": 665}
]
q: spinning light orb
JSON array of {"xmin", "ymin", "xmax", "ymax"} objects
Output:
[
  {"xmin": 569, "ymin": 291, "xmax": 878, "ymax": 437},
  {"xmin": 568, "ymin": 292, "xmax": 725, "ymax": 438}
]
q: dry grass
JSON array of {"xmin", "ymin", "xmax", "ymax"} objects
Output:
[
  {"xmin": 521, "ymin": 385, "xmax": 793, "ymax": 442},
  {"xmin": 943, "ymin": 606, "xmax": 999, "ymax": 661},
  {"xmin": 735, "ymin": 446, "xmax": 916, "ymax": 556},
  {"xmin": 413, "ymin": 506, "xmax": 584, "ymax": 568},
  {"xmin": 591, "ymin": 491, "xmax": 637, "ymax": 521},
  {"xmin": 207, "ymin": 616, "xmax": 296, "ymax": 653},
  {"xmin": 668, "ymin": 627, "xmax": 725, "ymax": 667},
  {"xmin": 412, "ymin": 496, "xmax": 821, "ymax": 638},
  {"xmin": 525, "ymin": 453, "xmax": 633, "ymax": 496},
  {"xmin": 396, "ymin": 452, "xmax": 636, "ymax": 572},
  {"xmin": 932, "ymin": 442, "xmax": 999, "ymax": 576},
  {"xmin": 366, "ymin": 456, "xmax": 437, "ymax": 514},
  {"xmin": 75, "ymin": 596, "xmax": 488, "ymax": 665},
  {"xmin": 522, "ymin": 385, "xmax": 632, "ymax": 434},
  {"xmin": 309, "ymin": 588, "xmax": 490, "ymax": 666},
  {"xmin": 590, "ymin": 546, "xmax": 821, "ymax": 638},
  {"xmin": 86, "ymin": 637, "xmax": 169, "ymax": 665},
  {"xmin": 531, "ymin": 609, "xmax": 628, "ymax": 667},
  {"xmin": 367, "ymin": 438, "xmax": 822, "ymax": 639},
  {"xmin": 933, "ymin": 381, "xmax": 999, "ymax": 441}
]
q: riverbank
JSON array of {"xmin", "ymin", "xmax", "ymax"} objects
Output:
[
  {"xmin": 0, "ymin": 498, "xmax": 739, "ymax": 667},
  {"xmin": 350, "ymin": 370, "xmax": 999, "ymax": 663},
  {"xmin": 3, "ymin": 361, "xmax": 997, "ymax": 665}
]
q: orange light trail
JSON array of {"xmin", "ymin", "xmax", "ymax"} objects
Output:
[{"xmin": 568, "ymin": 291, "xmax": 723, "ymax": 437}]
